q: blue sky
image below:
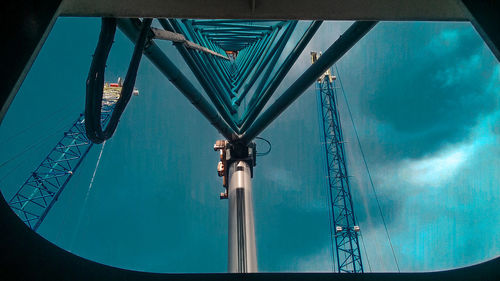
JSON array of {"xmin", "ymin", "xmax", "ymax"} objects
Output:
[{"xmin": 0, "ymin": 18, "xmax": 498, "ymax": 273}]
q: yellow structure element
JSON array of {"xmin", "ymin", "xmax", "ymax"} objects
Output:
[
  {"xmin": 310, "ymin": 51, "xmax": 335, "ymax": 83},
  {"xmin": 102, "ymin": 78, "xmax": 139, "ymax": 106},
  {"xmin": 103, "ymin": 82, "xmax": 122, "ymax": 106}
]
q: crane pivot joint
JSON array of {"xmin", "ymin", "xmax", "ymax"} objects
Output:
[{"xmin": 213, "ymin": 139, "xmax": 257, "ymax": 199}]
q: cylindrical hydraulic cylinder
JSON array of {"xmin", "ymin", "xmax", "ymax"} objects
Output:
[{"xmin": 227, "ymin": 160, "xmax": 257, "ymax": 273}]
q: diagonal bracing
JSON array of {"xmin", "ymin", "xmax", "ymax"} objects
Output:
[
  {"xmin": 8, "ymin": 82, "xmax": 121, "ymax": 230},
  {"xmin": 316, "ymin": 71, "xmax": 363, "ymax": 273}
]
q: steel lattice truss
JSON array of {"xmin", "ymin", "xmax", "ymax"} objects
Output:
[
  {"xmin": 116, "ymin": 18, "xmax": 375, "ymax": 143},
  {"xmin": 8, "ymin": 89, "xmax": 118, "ymax": 230},
  {"xmin": 316, "ymin": 75, "xmax": 363, "ymax": 273},
  {"xmin": 155, "ymin": 19, "xmax": 322, "ymax": 134},
  {"xmin": 7, "ymin": 18, "xmax": 375, "ymax": 272}
]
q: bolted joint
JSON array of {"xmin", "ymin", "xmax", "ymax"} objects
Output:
[
  {"xmin": 225, "ymin": 141, "xmax": 256, "ymax": 168},
  {"xmin": 335, "ymin": 225, "xmax": 360, "ymax": 234},
  {"xmin": 228, "ymin": 141, "xmax": 248, "ymax": 159}
]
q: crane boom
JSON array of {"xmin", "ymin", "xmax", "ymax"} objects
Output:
[
  {"xmin": 313, "ymin": 53, "xmax": 364, "ymax": 273},
  {"xmin": 8, "ymin": 81, "xmax": 124, "ymax": 230}
]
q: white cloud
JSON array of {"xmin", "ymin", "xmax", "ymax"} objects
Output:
[
  {"xmin": 398, "ymin": 144, "xmax": 473, "ymax": 187},
  {"xmin": 394, "ymin": 110, "xmax": 499, "ymax": 189}
]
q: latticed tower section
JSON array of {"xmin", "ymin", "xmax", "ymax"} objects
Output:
[
  {"xmin": 313, "ymin": 52, "xmax": 363, "ymax": 273},
  {"xmin": 8, "ymin": 79, "xmax": 126, "ymax": 230}
]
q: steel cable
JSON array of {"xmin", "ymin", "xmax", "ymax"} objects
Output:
[
  {"xmin": 69, "ymin": 140, "xmax": 107, "ymax": 251},
  {"xmin": 335, "ymin": 64, "xmax": 401, "ymax": 272}
]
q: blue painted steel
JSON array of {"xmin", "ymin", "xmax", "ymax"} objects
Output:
[
  {"xmin": 8, "ymin": 102, "xmax": 116, "ymax": 231},
  {"xmin": 234, "ymin": 23, "xmax": 290, "ymax": 105},
  {"xmin": 117, "ymin": 18, "xmax": 237, "ymax": 140},
  {"xmin": 316, "ymin": 73, "xmax": 363, "ymax": 273},
  {"xmin": 150, "ymin": 18, "xmax": 368, "ymax": 272},
  {"xmin": 241, "ymin": 21, "xmax": 377, "ymax": 143},
  {"xmin": 162, "ymin": 19, "xmax": 311, "ymax": 132},
  {"xmin": 110, "ymin": 19, "xmax": 376, "ymax": 143},
  {"xmin": 157, "ymin": 19, "xmax": 240, "ymax": 129},
  {"xmin": 238, "ymin": 21, "xmax": 320, "ymax": 129},
  {"xmin": 7, "ymin": 16, "xmax": 377, "ymax": 258}
]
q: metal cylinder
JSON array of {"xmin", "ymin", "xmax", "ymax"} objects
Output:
[{"xmin": 227, "ymin": 160, "xmax": 257, "ymax": 273}]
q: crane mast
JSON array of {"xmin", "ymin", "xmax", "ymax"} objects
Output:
[
  {"xmin": 312, "ymin": 52, "xmax": 363, "ymax": 273},
  {"xmin": 6, "ymin": 17, "xmax": 376, "ymax": 273},
  {"xmin": 7, "ymin": 80, "xmax": 128, "ymax": 230}
]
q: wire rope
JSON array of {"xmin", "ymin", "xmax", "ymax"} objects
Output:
[
  {"xmin": 69, "ymin": 140, "xmax": 107, "ymax": 251},
  {"xmin": 335, "ymin": 64, "xmax": 401, "ymax": 272},
  {"xmin": 353, "ymin": 211, "xmax": 373, "ymax": 272},
  {"xmin": 53, "ymin": 141, "xmax": 92, "ymax": 242}
]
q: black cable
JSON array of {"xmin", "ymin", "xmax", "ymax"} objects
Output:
[
  {"xmin": 255, "ymin": 136, "xmax": 271, "ymax": 156},
  {"xmin": 335, "ymin": 64, "xmax": 401, "ymax": 272},
  {"xmin": 85, "ymin": 18, "xmax": 152, "ymax": 144}
]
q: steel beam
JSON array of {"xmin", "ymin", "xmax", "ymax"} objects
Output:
[
  {"xmin": 238, "ymin": 21, "xmax": 321, "ymax": 130},
  {"xmin": 227, "ymin": 161, "xmax": 257, "ymax": 273},
  {"xmin": 233, "ymin": 22, "xmax": 295, "ymax": 106},
  {"xmin": 8, "ymin": 82, "xmax": 121, "ymax": 230},
  {"xmin": 59, "ymin": 0, "xmax": 468, "ymax": 21},
  {"xmin": 1, "ymin": 0, "xmax": 62, "ymax": 125},
  {"xmin": 117, "ymin": 18, "xmax": 237, "ymax": 140},
  {"xmin": 158, "ymin": 19, "xmax": 240, "ymax": 132},
  {"xmin": 240, "ymin": 21, "xmax": 377, "ymax": 143},
  {"xmin": 316, "ymin": 75, "xmax": 363, "ymax": 273},
  {"xmin": 460, "ymin": 0, "xmax": 500, "ymax": 61}
]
